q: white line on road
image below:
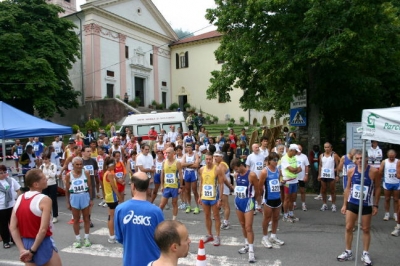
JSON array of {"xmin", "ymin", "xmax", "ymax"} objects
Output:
[{"xmin": 0, "ymin": 260, "xmax": 24, "ymax": 266}]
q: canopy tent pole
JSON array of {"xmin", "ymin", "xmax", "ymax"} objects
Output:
[
  {"xmin": 354, "ymin": 139, "xmax": 367, "ymax": 265},
  {"xmin": 2, "ymin": 141, "xmax": 5, "ymax": 163}
]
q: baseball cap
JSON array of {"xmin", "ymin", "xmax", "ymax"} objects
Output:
[
  {"xmin": 199, "ymin": 145, "xmax": 207, "ymax": 152},
  {"xmin": 150, "ymin": 126, "xmax": 155, "ymax": 128},
  {"xmin": 289, "ymin": 144, "xmax": 301, "ymax": 152},
  {"xmin": 213, "ymin": 150, "xmax": 223, "ymax": 157},
  {"xmin": 68, "ymin": 138, "xmax": 75, "ymax": 143}
]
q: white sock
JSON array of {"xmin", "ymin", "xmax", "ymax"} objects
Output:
[
  {"xmin": 84, "ymin": 234, "xmax": 89, "ymax": 239},
  {"xmin": 75, "ymin": 235, "xmax": 81, "ymax": 240},
  {"xmin": 302, "ymin": 202, "xmax": 306, "ymax": 205},
  {"xmin": 244, "ymin": 238, "xmax": 249, "ymax": 245},
  {"xmin": 248, "ymin": 244, "xmax": 254, "ymax": 252},
  {"xmin": 271, "ymin": 233, "xmax": 276, "ymax": 239},
  {"xmin": 363, "ymin": 251, "xmax": 368, "ymax": 255},
  {"xmin": 172, "ymin": 215, "xmax": 177, "ymax": 220},
  {"xmin": 263, "ymin": 235, "xmax": 269, "ymax": 241},
  {"xmin": 346, "ymin": 249, "xmax": 352, "ymax": 254},
  {"xmin": 109, "ymin": 235, "xmax": 115, "ymax": 239}
]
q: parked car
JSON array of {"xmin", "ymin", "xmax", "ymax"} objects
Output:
[{"xmin": 0, "ymin": 139, "xmax": 16, "ymax": 156}]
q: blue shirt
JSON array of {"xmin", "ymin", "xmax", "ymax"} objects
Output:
[
  {"xmin": 115, "ymin": 199, "xmax": 164, "ymax": 266},
  {"xmin": 264, "ymin": 167, "xmax": 281, "ymax": 200},
  {"xmin": 348, "ymin": 166, "xmax": 374, "ymax": 207}
]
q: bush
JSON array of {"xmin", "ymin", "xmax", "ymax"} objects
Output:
[
  {"xmin": 128, "ymin": 100, "xmax": 137, "ymax": 108},
  {"xmin": 184, "ymin": 103, "xmax": 191, "ymax": 109},
  {"xmin": 244, "ymin": 121, "xmax": 250, "ymax": 127},
  {"xmin": 256, "ymin": 122, "xmax": 261, "ymax": 127},
  {"xmin": 151, "ymin": 100, "xmax": 158, "ymax": 106},
  {"xmin": 157, "ymin": 103, "xmax": 164, "ymax": 110},
  {"xmin": 169, "ymin": 102, "xmax": 179, "ymax": 110},
  {"xmin": 105, "ymin": 123, "xmax": 112, "ymax": 132},
  {"xmin": 72, "ymin": 124, "xmax": 80, "ymax": 134},
  {"xmin": 230, "ymin": 118, "xmax": 235, "ymax": 124},
  {"xmin": 94, "ymin": 117, "xmax": 102, "ymax": 126},
  {"xmin": 115, "ymin": 95, "xmax": 120, "ymax": 99},
  {"xmin": 213, "ymin": 116, "xmax": 219, "ymax": 123},
  {"xmin": 240, "ymin": 116, "xmax": 245, "ymax": 123},
  {"xmin": 85, "ymin": 119, "xmax": 100, "ymax": 132},
  {"xmin": 134, "ymin": 97, "xmax": 141, "ymax": 105},
  {"xmin": 227, "ymin": 122, "xmax": 234, "ymax": 128}
]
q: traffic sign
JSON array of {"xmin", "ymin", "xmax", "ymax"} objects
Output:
[{"xmin": 290, "ymin": 107, "xmax": 307, "ymax": 126}]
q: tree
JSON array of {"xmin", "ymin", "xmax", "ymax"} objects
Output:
[
  {"xmin": 174, "ymin": 28, "xmax": 194, "ymax": 39},
  {"xmin": 206, "ymin": 0, "xmax": 400, "ymax": 149},
  {"xmin": 0, "ymin": 0, "xmax": 81, "ymax": 117}
]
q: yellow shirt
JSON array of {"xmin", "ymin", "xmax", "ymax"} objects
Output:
[
  {"xmin": 103, "ymin": 171, "xmax": 118, "ymax": 203},
  {"xmin": 201, "ymin": 165, "xmax": 217, "ymax": 200},
  {"xmin": 163, "ymin": 160, "xmax": 178, "ymax": 188}
]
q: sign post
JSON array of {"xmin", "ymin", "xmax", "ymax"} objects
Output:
[{"xmin": 290, "ymin": 91, "xmax": 307, "ymax": 126}]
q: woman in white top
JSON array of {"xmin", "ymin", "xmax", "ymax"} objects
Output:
[
  {"xmin": 40, "ymin": 155, "xmax": 59, "ymax": 224},
  {"xmin": 0, "ymin": 164, "xmax": 21, "ymax": 248}
]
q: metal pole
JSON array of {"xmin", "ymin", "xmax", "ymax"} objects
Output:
[
  {"xmin": 2, "ymin": 140, "xmax": 5, "ymax": 163},
  {"xmin": 355, "ymin": 139, "xmax": 366, "ymax": 265}
]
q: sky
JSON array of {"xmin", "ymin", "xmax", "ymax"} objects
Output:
[{"xmin": 76, "ymin": 0, "xmax": 217, "ymax": 35}]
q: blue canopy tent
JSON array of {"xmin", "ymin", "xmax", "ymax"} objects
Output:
[{"xmin": 0, "ymin": 101, "xmax": 72, "ymax": 162}]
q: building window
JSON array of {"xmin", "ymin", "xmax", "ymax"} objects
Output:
[
  {"xmin": 175, "ymin": 51, "xmax": 189, "ymax": 69},
  {"xmin": 150, "ymin": 53, "xmax": 153, "ymax": 65},
  {"xmin": 107, "ymin": 71, "xmax": 114, "ymax": 77},
  {"xmin": 64, "ymin": 0, "xmax": 70, "ymax": 2},
  {"xmin": 125, "ymin": 46, "xmax": 129, "ymax": 59},
  {"xmin": 161, "ymin": 81, "xmax": 167, "ymax": 86}
]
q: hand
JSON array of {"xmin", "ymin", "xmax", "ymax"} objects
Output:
[
  {"xmin": 341, "ymin": 206, "xmax": 346, "ymax": 215},
  {"xmin": 372, "ymin": 206, "xmax": 378, "ymax": 216},
  {"xmin": 317, "ymin": 176, "xmax": 321, "ymax": 181},
  {"xmin": 197, "ymin": 198, "xmax": 202, "ymax": 205},
  {"xmin": 89, "ymin": 200, "xmax": 94, "ymax": 207},
  {"xmin": 67, "ymin": 203, "xmax": 71, "ymax": 211},
  {"xmin": 335, "ymin": 176, "xmax": 339, "ymax": 182},
  {"xmin": 217, "ymin": 200, "xmax": 221, "ymax": 208},
  {"xmin": 20, "ymin": 250, "xmax": 32, "ymax": 263}
]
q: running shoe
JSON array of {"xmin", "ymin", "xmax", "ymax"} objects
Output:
[
  {"xmin": 337, "ymin": 251, "xmax": 353, "ymax": 261},
  {"xmin": 391, "ymin": 224, "xmax": 400, "ymax": 236},
  {"xmin": 108, "ymin": 237, "xmax": 117, "ymax": 244},
  {"xmin": 90, "ymin": 221, "xmax": 94, "ymax": 228},
  {"xmin": 331, "ymin": 205, "xmax": 337, "ymax": 212},
  {"xmin": 269, "ymin": 237, "xmax": 284, "ymax": 246},
  {"xmin": 191, "ymin": 206, "xmax": 196, "ymax": 211},
  {"xmin": 213, "ymin": 236, "xmax": 220, "ymax": 246},
  {"xmin": 320, "ymin": 204, "xmax": 328, "ymax": 211},
  {"xmin": 289, "ymin": 216, "xmax": 299, "ymax": 222},
  {"xmin": 238, "ymin": 245, "xmax": 249, "ymax": 254},
  {"xmin": 282, "ymin": 216, "xmax": 293, "ymax": 223},
  {"xmin": 221, "ymin": 222, "xmax": 230, "ymax": 230},
  {"xmin": 185, "ymin": 206, "xmax": 191, "ymax": 213},
  {"xmin": 248, "ymin": 251, "xmax": 256, "ymax": 263},
  {"xmin": 102, "ymin": 202, "xmax": 108, "ymax": 208},
  {"xmin": 83, "ymin": 238, "xmax": 92, "ymax": 247},
  {"xmin": 178, "ymin": 202, "xmax": 185, "ymax": 209},
  {"xmin": 314, "ymin": 194, "xmax": 322, "ymax": 200},
  {"xmin": 98, "ymin": 200, "xmax": 105, "ymax": 206},
  {"xmin": 261, "ymin": 238, "xmax": 272, "ymax": 249},
  {"xmin": 73, "ymin": 240, "xmax": 82, "ymax": 248},
  {"xmin": 201, "ymin": 235, "xmax": 214, "ymax": 244},
  {"xmin": 328, "ymin": 195, "xmax": 332, "ymax": 202},
  {"xmin": 394, "ymin": 213, "xmax": 398, "ymax": 222},
  {"xmin": 193, "ymin": 207, "xmax": 200, "ymax": 214},
  {"xmin": 302, "ymin": 204, "xmax": 307, "ymax": 211},
  {"xmin": 361, "ymin": 252, "xmax": 372, "ymax": 266},
  {"xmin": 383, "ymin": 212, "xmax": 390, "ymax": 221},
  {"xmin": 52, "ymin": 217, "xmax": 58, "ymax": 224}
]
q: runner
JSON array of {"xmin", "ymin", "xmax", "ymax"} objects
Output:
[
  {"xmin": 367, "ymin": 140, "xmax": 383, "ymax": 169},
  {"xmin": 65, "ymin": 157, "xmax": 94, "ymax": 248},
  {"xmin": 259, "ymin": 153, "xmax": 285, "ymax": 249},
  {"xmin": 378, "ymin": 150, "xmax": 400, "ymax": 221},
  {"xmin": 102, "ymin": 157, "xmax": 122, "ymax": 244},
  {"xmin": 9, "ymin": 169, "xmax": 62, "ymax": 265},
  {"xmin": 294, "ymin": 144, "xmax": 310, "ymax": 211},
  {"xmin": 181, "ymin": 143, "xmax": 200, "ymax": 214},
  {"xmin": 230, "ymin": 158, "xmax": 260, "ymax": 263},
  {"xmin": 318, "ymin": 142, "xmax": 340, "ymax": 212},
  {"xmin": 11, "ymin": 139, "xmax": 24, "ymax": 172},
  {"xmin": 113, "ymin": 151, "xmax": 127, "ymax": 202},
  {"xmin": 97, "ymin": 146, "xmax": 109, "ymax": 208},
  {"xmin": 198, "ymin": 152, "xmax": 225, "ymax": 247},
  {"xmin": 151, "ymin": 150, "xmax": 165, "ymax": 204},
  {"xmin": 159, "ymin": 147, "xmax": 184, "ymax": 220},
  {"xmin": 338, "ymin": 148, "xmax": 357, "ymax": 193},
  {"xmin": 245, "ymin": 143, "xmax": 265, "ymax": 213},
  {"xmin": 259, "ymin": 136, "xmax": 270, "ymax": 158},
  {"xmin": 337, "ymin": 150, "xmax": 380, "ymax": 266},
  {"xmin": 213, "ymin": 151, "xmax": 234, "ymax": 230},
  {"xmin": 82, "ymin": 146, "xmax": 99, "ymax": 227}
]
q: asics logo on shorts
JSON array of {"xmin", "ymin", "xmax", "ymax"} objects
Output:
[{"xmin": 122, "ymin": 210, "xmax": 152, "ymax": 226}]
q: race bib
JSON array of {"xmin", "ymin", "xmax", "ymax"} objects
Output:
[
  {"xmin": 352, "ymin": 185, "xmax": 369, "ymax": 200},
  {"xmin": 17, "ymin": 148, "xmax": 23, "ymax": 155},
  {"xmin": 321, "ymin": 168, "xmax": 333, "ymax": 179},
  {"xmin": 202, "ymin": 185, "xmax": 214, "ymax": 198},
  {"xmin": 234, "ymin": 186, "xmax": 247, "ymax": 199},
  {"xmin": 55, "ymin": 147, "xmax": 61, "ymax": 153},
  {"xmin": 115, "ymin": 172, "xmax": 123, "ymax": 179},
  {"xmin": 84, "ymin": 165, "xmax": 94, "ymax": 175},
  {"xmin": 387, "ymin": 168, "xmax": 397, "ymax": 179},
  {"xmin": 268, "ymin": 179, "xmax": 280, "ymax": 193},
  {"xmin": 72, "ymin": 179, "xmax": 86, "ymax": 193},
  {"xmin": 256, "ymin": 162, "xmax": 263, "ymax": 171},
  {"xmin": 97, "ymin": 160, "xmax": 104, "ymax": 169},
  {"xmin": 130, "ymin": 161, "xmax": 135, "ymax": 170},
  {"xmin": 165, "ymin": 173, "xmax": 176, "ymax": 184},
  {"xmin": 33, "ymin": 145, "xmax": 39, "ymax": 151},
  {"xmin": 156, "ymin": 165, "xmax": 162, "ymax": 174}
]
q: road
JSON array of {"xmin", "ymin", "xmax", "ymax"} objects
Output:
[{"xmin": 1, "ymin": 162, "xmax": 399, "ymax": 265}]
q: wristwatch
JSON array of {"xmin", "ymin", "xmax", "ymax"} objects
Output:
[{"xmin": 29, "ymin": 248, "xmax": 37, "ymax": 255}]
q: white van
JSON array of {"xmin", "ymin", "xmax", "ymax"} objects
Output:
[{"xmin": 119, "ymin": 111, "xmax": 188, "ymax": 140}]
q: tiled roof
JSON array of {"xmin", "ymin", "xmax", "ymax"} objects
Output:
[{"xmin": 171, "ymin": 30, "xmax": 222, "ymax": 46}]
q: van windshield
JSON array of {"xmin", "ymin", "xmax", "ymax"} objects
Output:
[
  {"xmin": 137, "ymin": 125, "xmax": 161, "ymax": 136},
  {"xmin": 162, "ymin": 123, "xmax": 182, "ymax": 133}
]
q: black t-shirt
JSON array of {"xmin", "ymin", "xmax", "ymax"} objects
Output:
[{"xmin": 82, "ymin": 158, "xmax": 98, "ymax": 177}]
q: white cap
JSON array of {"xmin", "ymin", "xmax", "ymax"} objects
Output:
[
  {"xmin": 289, "ymin": 144, "xmax": 301, "ymax": 152},
  {"xmin": 199, "ymin": 145, "xmax": 207, "ymax": 152}
]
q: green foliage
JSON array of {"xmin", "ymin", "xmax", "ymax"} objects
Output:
[
  {"xmin": 0, "ymin": 0, "xmax": 81, "ymax": 117},
  {"xmin": 244, "ymin": 121, "xmax": 250, "ymax": 127},
  {"xmin": 151, "ymin": 100, "xmax": 158, "ymax": 106},
  {"xmin": 134, "ymin": 97, "xmax": 141, "ymax": 105},
  {"xmin": 206, "ymin": 0, "xmax": 400, "ymax": 141},
  {"xmin": 229, "ymin": 118, "xmax": 235, "ymax": 124},
  {"xmin": 85, "ymin": 119, "xmax": 99, "ymax": 132},
  {"xmin": 256, "ymin": 122, "xmax": 261, "ymax": 127},
  {"xmin": 94, "ymin": 117, "xmax": 102, "ymax": 126},
  {"xmin": 184, "ymin": 102, "xmax": 191, "ymax": 109},
  {"xmin": 115, "ymin": 95, "xmax": 120, "ymax": 99},
  {"xmin": 157, "ymin": 103, "xmax": 164, "ymax": 110},
  {"xmin": 213, "ymin": 116, "xmax": 219, "ymax": 123},
  {"xmin": 239, "ymin": 116, "xmax": 245, "ymax": 123},
  {"xmin": 174, "ymin": 28, "xmax": 194, "ymax": 39},
  {"xmin": 105, "ymin": 123, "xmax": 112, "ymax": 132},
  {"xmin": 227, "ymin": 122, "xmax": 234, "ymax": 128},
  {"xmin": 72, "ymin": 124, "xmax": 80, "ymax": 134},
  {"xmin": 128, "ymin": 100, "xmax": 137, "ymax": 108},
  {"xmin": 169, "ymin": 102, "xmax": 179, "ymax": 110}
]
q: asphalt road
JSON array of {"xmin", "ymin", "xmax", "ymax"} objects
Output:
[{"xmin": 1, "ymin": 160, "xmax": 399, "ymax": 266}]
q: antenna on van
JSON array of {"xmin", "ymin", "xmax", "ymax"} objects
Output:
[
  {"xmin": 128, "ymin": 111, "xmax": 134, "ymax": 115},
  {"xmin": 177, "ymin": 108, "xmax": 181, "ymax": 112}
]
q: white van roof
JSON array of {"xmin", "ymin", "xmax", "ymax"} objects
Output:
[{"xmin": 122, "ymin": 111, "xmax": 185, "ymax": 126}]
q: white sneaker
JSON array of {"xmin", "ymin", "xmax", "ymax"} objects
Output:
[
  {"xmin": 361, "ymin": 252, "xmax": 372, "ymax": 266},
  {"xmin": 320, "ymin": 204, "xmax": 328, "ymax": 211},
  {"xmin": 107, "ymin": 237, "xmax": 117, "ymax": 244},
  {"xmin": 314, "ymin": 194, "xmax": 322, "ymax": 200},
  {"xmin": 269, "ymin": 236, "xmax": 284, "ymax": 246},
  {"xmin": 391, "ymin": 224, "xmax": 400, "ymax": 236},
  {"xmin": 261, "ymin": 238, "xmax": 272, "ymax": 249},
  {"xmin": 238, "ymin": 245, "xmax": 249, "ymax": 254},
  {"xmin": 248, "ymin": 251, "xmax": 256, "ymax": 263},
  {"xmin": 394, "ymin": 213, "xmax": 398, "ymax": 222},
  {"xmin": 383, "ymin": 212, "xmax": 390, "ymax": 221},
  {"xmin": 102, "ymin": 202, "xmax": 108, "ymax": 207},
  {"xmin": 52, "ymin": 217, "xmax": 58, "ymax": 224},
  {"xmin": 302, "ymin": 204, "xmax": 307, "ymax": 211},
  {"xmin": 331, "ymin": 205, "xmax": 337, "ymax": 212},
  {"xmin": 328, "ymin": 195, "xmax": 332, "ymax": 202},
  {"xmin": 98, "ymin": 200, "xmax": 105, "ymax": 206}
]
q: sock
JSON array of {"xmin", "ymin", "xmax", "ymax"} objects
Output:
[
  {"xmin": 284, "ymin": 213, "xmax": 288, "ymax": 218},
  {"xmin": 172, "ymin": 215, "xmax": 177, "ymax": 220},
  {"xmin": 263, "ymin": 235, "xmax": 268, "ymax": 241},
  {"xmin": 363, "ymin": 251, "xmax": 369, "ymax": 255},
  {"xmin": 109, "ymin": 235, "xmax": 115, "ymax": 239},
  {"xmin": 244, "ymin": 238, "xmax": 249, "ymax": 245},
  {"xmin": 248, "ymin": 244, "xmax": 254, "ymax": 252},
  {"xmin": 84, "ymin": 234, "xmax": 89, "ymax": 239},
  {"xmin": 346, "ymin": 249, "xmax": 352, "ymax": 254},
  {"xmin": 293, "ymin": 202, "xmax": 296, "ymax": 206},
  {"xmin": 302, "ymin": 202, "xmax": 306, "ymax": 206},
  {"xmin": 271, "ymin": 233, "xmax": 276, "ymax": 239},
  {"xmin": 75, "ymin": 235, "xmax": 81, "ymax": 240},
  {"xmin": 289, "ymin": 211, "xmax": 293, "ymax": 216}
]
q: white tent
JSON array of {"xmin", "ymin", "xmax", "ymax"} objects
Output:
[{"xmin": 355, "ymin": 107, "xmax": 400, "ymax": 265}]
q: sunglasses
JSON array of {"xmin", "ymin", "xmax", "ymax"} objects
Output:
[{"xmin": 271, "ymin": 158, "xmax": 279, "ymax": 162}]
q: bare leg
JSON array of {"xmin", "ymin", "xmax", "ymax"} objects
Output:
[{"xmin": 345, "ymin": 210, "xmax": 357, "ymax": 250}]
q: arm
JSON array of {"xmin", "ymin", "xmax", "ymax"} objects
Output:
[
  {"xmin": 250, "ymin": 172, "xmax": 261, "ymax": 206},
  {"xmin": 160, "ymin": 162, "xmax": 165, "ymax": 191},
  {"xmin": 258, "ymin": 168, "xmax": 267, "ymax": 200},
  {"xmin": 337, "ymin": 156, "xmax": 345, "ymax": 177},
  {"xmin": 190, "ymin": 154, "xmax": 200, "ymax": 169},
  {"xmin": 85, "ymin": 170, "xmax": 94, "ymax": 206},
  {"xmin": 379, "ymin": 160, "xmax": 385, "ymax": 179},
  {"xmin": 318, "ymin": 154, "xmax": 322, "ymax": 181},
  {"xmin": 49, "ymin": 164, "xmax": 57, "ymax": 178},
  {"xmin": 216, "ymin": 167, "xmax": 225, "ymax": 207},
  {"xmin": 341, "ymin": 168, "xmax": 354, "ymax": 214},
  {"xmin": 334, "ymin": 154, "xmax": 341, "ymax": 181},
  {"xmin": 180, "ymin": 154, "xmax": 192, "ymax": 168},
  {"xmin": 371, "ymin": 167, "xmax": 380, "ymax": 216},
  {"xmin": 108, "ymin": 173, "xmax": 123, "ymax": 202},
  {"xmin": 197, "ymin": 168, "xmax": 203, "ymax": 205},
  {"xmin": 65, "ymin": 173, "xmax": 71, "ymax": 210},
  {"xmin": 177, "ymin": 162, "xmax": 184, "ymax": 190},
  {"xmin": 304, "ymin": 165, "xmax": 310, "ymax": 182}
]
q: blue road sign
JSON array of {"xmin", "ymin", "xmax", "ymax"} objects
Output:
[{"xmin": 290, "ymin": 107, "xmax": 307, "ymax": 126}]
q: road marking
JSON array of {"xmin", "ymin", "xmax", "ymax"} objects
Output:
[
  {"xmin": 61, "ymin": 244, "xmax": 123, "ymax": 258},
  {"xmin": 0, "ymin": 260, "xmax": 24, "ymax": 265}
]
